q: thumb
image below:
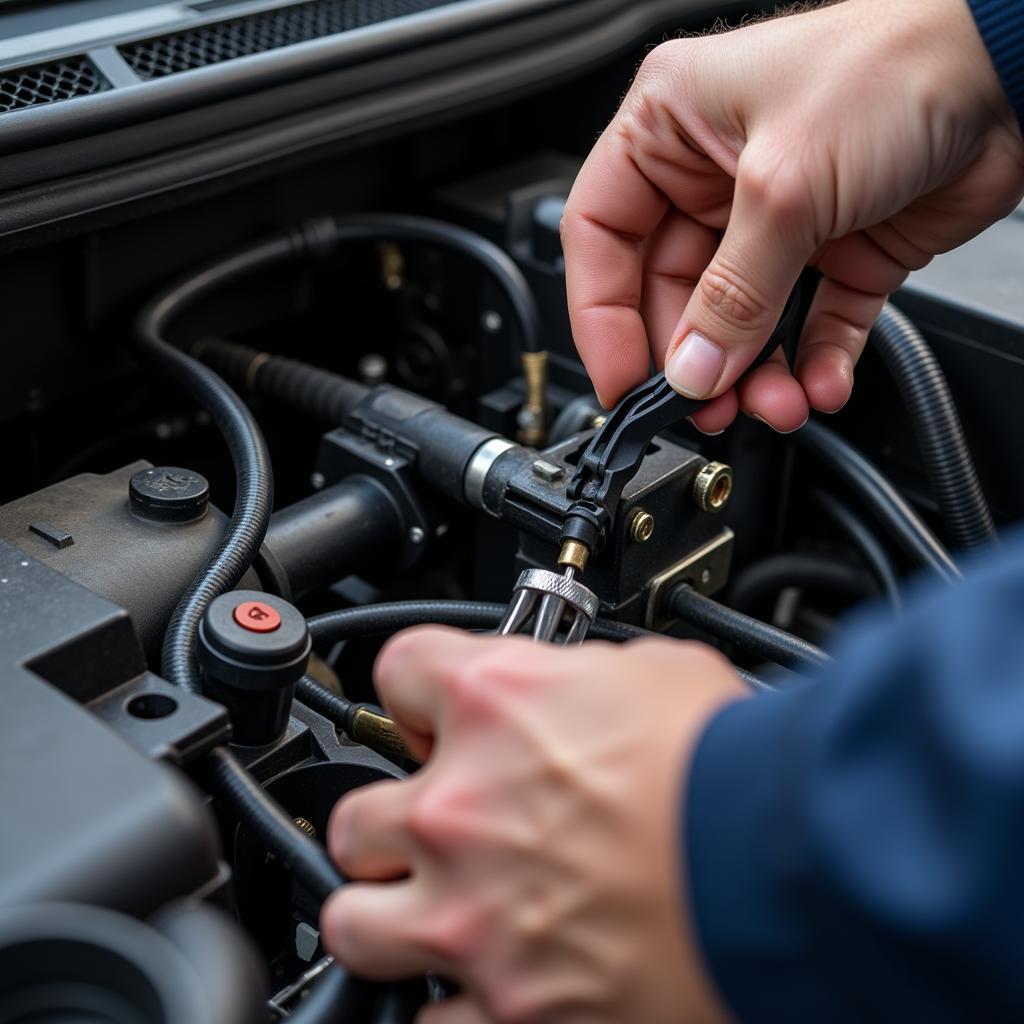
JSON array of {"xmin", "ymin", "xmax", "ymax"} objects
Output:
[{"xmin": 665, "ymin": 151, "xmax": 818, "ymax": 399}]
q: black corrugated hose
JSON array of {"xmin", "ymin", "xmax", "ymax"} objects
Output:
[
  {"xmin": 728, "ymin": 552, "xmax": 879, "ymax": 613},
  {"xmin": 194, "ymin": 338, "xmax": 369, "ymax": 424},
  {"xmin": 135, "ymin": 238, "xmax": 290, "ymax": 691},
  {"xmin": 871, "ymin": 303, "xmax": 996, "ymax": 550}
]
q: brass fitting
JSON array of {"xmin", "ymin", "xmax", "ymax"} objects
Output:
[
  {"xmin": 693, "ymin": 461, "xmax": 734, "ymax": 513},
  {"xmin": 516, "ymin": 350, "xmax": 549, "ymax": 447},
  {"xmin": 293, "ymin": 817, "xmax": 317, "ymax": 840},
  {"xmin": 629, "ymin": 508, "xmax": 655, "ymax": 543},
  {"xmin": 557, "ymin": 539, "xmax": 590, "ymax": 575},
  {"xmin": 351, "ymin": 706, "xmax": 413, "ymax": 764}
]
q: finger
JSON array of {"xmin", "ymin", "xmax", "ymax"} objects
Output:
[
  {"xmin": 416, "ymin": 996, "xmax": 490, "ymax": 1024},
  {"xmin": 328, "ymin": 778, "xmax": 418, "ymax": 881},
  {"xmin": 321, "ymin": 881, "xmax": 445, "ymax": 979},
  {"xmin": 664, "ymin": 147, "xmax": 818, "ymax": 401},
  {"xmin": 562, "ymin": 127, "xmax": 670, "ymax": 407},
  {"xmin": 794, "ymin": 276, "xmax": 887, "ymax": 413},
  {"xmin": 735, "ymin": 347, "xmax": 810, "ymax": 433},
  {"xmin": 375, "ymin": 627, "xmax": 504, "ymax": 737},
  {"xmin": 641, "ymin": 210, "xmax": 718, "ymax": 369},
  {"xmin": 689, "ymin": 389, "xmax": 739, "ymax": 435}
]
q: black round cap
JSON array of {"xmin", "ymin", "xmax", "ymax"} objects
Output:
[
  {"xmin": 130, "ymin": 467, "xmax": 210, "ymax": 523},
  {"xmin": 198, "ymin": 591, "xmax": 311, "ymax": 693}
]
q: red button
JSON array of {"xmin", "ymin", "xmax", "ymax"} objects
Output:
[{"xmin": 233, "ymin": 600, "xmax": 282, "ymax": 633}]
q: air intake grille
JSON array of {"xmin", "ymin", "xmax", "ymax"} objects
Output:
[
  {"xmin": 0, "ymin": 56, "xmax": 109, "ymax": 114},
  {"xmin": 119, "ymin": 0, "xmax": 463, "ymax": 80}
]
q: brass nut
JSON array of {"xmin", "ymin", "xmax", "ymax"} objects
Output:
[
  {"xmin": 693, "ymin": 462, "xmax": 733, "ymax": 513},
  {"xmin": 629, "ymin": 509, "xmax": 655, "ymax": 544}
]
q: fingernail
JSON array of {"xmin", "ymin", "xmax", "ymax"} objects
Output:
[
  {"xmin": 665, "ymin": 332, "xmax": 726, "ymax": 399},
  {"xmin": 687, "ymin": 417, "xmax": 725, "ymax": 437}
]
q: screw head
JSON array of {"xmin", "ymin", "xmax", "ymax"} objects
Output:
[
  {"xmin": 482, "ymin": 311, "xmax": 503, "ymax": 333},
  {"xmin": 629, "ymin": 509, "xmax": 655, "ymax": 544},
  {"xmin": 310, "ymin": 472, "xmax": 326, "ymax": 490},
  {"xmin": 408, "ymin": 526, "xmax": 426, "ymax": 544}
]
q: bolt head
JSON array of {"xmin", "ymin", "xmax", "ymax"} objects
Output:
[
  {"xmin": 482, "ymin": 311, "xmax": 503, "ymax": 333},
  {"xmin": 310, "ymin": 472, "xmax": 326, "ymax": 490},
  {"xmin": 408, "ymin": 526, "xmax": 426, "ymax": 544}
]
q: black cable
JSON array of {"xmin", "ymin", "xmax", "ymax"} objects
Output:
[
  {"xmin": 728, "ymin": 552, "xmax": 878, "ymax": 613},
  {"xmin": 325, "ymin": 214, "xmax": 542, "ymax": 353},
  {"xmin": 797, "ymin": 419, "xmax": 961, "ymax": 584},
  {"xmin": 204, "ymin": 747, "xmax": 341, "ymax": 903},
  {"xmin": 669, "ymin": 586, "xmax": 832, "ymax": 674},
  {"xmin": 870, "ymin": 303, "xmax": 996, "ymax": 549},
  {"xmin": 813, "ymin": 488, "xmax": 903, "ymax": 612},
  {"xmin": 136, "ymin": 241, "xmax": 286, "ymax": 691},
  {"xmin": 305, "ymin": 600, "xmax": 769, "ymax": 691}
]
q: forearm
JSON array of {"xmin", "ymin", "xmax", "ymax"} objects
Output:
[{"xmin": 686, "ymin": 530, "xmax": 1024, "ymax": 1020}]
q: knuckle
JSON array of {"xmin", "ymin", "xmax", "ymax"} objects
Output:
[
  {"xmin": 700, "ymin": 261, "xmax": 772, "ymax": 328},
  {"xmin": 414, "ymin": 904, "xmax": 486, "ymax": 966},
  {"xmin": 406, "ymin": 782, "xmax": 478, "ymax": 852}
]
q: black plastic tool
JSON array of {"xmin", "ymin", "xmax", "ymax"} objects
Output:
[{"xmin": 562, "ymin": 271, "xmax": 818, "ymax": 554}]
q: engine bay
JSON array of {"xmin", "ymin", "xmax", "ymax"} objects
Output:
[{"xmin": 0, "ymin": 0, "xmax": 1023, "ymax": 1020}]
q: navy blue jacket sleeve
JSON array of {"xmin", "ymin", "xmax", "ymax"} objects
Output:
[
  {"xmin": 686, "ymin": 529, "xmax": 1024, "ymax": 1022},
  {"xmin": 968, "ymin": 0, "xmax": 1024, "ymax": 127}
]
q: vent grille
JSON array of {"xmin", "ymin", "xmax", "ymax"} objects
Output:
[
  {"xmin": 119, "ymin": 0, "xmax": 463, "ymax": 80},
  {"xmin": 0, "ymin": 56, "xmax": 109, "ymax": 114}
]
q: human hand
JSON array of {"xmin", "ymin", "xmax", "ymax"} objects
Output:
[
  {"xmin": 320, "ymin": 628, "xmax": 748, "ymax": 1023},
  {"xmin": 562, "ymin": 0, "xmax": 1024, "ymax": 433}
]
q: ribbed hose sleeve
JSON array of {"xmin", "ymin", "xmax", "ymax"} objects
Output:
[
  {"xmin": 670, "ymin": 586, "xmax": 832, "ymax": 674},
  {"xmin": 871, "ymin": 303, "xmax": 996, "ymax": 549},
  {"xmin": 136, "ymin": 240, "xmax": 291, "ymax": 691},
  {"xmin": 194, "ymin": 339, "xmax": 369, "ymax": 423}
]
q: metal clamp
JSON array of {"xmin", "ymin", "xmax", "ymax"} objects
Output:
[{"xmin": 498, "ymin": 567, "xmax": 599, "ymax": 644}]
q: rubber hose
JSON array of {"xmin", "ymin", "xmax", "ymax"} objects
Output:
[
  {"xmin": 194, "ymin": 338, "xmax": 368, "ymax": 424},
  {"xmin": 813, "ymin": 488, "xmax": 903, "ymax": 612},
  {"xmin": 136, "ymin": 240, "xmax": 289, "ymax": 690},
  {"xmin": 871, "ymin": 303, "xmax": 996, "ymax": 549},
  {"xmin": 305, "ymin": 600, "xmax": 769, "ymax": 691},
  {"xmin": 797, "ymin": 420, "xmax": 961, "ymax": 584},
  {"xmin": 669, "ymin": 586, "xmax": 831, "ymax": 674},
  {"xmin": 204, "ymin": 747, "xmax": 341, "ymax": 902},
  {"xmin": 729, "ymin": 553, "xmax": 878, "ymax": 613}
]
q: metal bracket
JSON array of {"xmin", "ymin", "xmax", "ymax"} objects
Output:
[{"xmin": 644, "ymin": 529, "xmax": 734, "ymax": 632}]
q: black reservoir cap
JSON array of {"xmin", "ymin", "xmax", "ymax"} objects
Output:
[
  {"xmin": 130, "ymin": 467, "xmax": 210, "ymax": 524},
  {"xmin": 197, "ymin": 591, "xmax": 310, "ymax": 747}
]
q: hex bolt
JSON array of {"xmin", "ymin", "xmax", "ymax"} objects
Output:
[
  {"xmin": 629, "ymin": 508, "xmax": 655, "ymax": 544},
  {"xmin": 693, "ymin": 462, "xmax": 734, "ymax": 513}
]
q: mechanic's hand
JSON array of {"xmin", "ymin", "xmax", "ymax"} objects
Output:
[
  {"xmin": 321, "ymin": 628, "xmax": 747, "ymax": 1023},
  {"xmin": 562, "ymin": 0, "xmax": 1024, "ymax": 433}
]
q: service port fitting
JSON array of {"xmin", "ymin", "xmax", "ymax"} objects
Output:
[
  {"xmin": 693, "ymin": 462, "xmax": 734, "ymax": 513},
  {"xmin": 558, "ymin": 539, "xmax": 590, "ymax": 575},
  {"xmin": 516, "ymin": 350, "xmax": 549, "ymax": 447}
]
